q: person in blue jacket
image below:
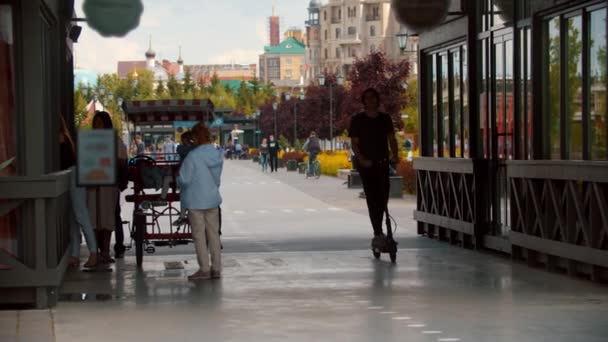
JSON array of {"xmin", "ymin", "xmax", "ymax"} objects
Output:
[{"xmin": 178, "ymin": 123, "xmax": 224, "ymax": 281}]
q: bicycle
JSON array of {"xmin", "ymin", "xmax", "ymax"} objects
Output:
[{"xmin": 305, "ymin": 158, "xmax": 321, "ymax": 179}]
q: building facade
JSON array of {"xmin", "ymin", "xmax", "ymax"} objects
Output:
[
  {"xmin": 259, "ymin": 37, "xmax": 306, "ymax": 93},
  {"xmin": 1, "ymin": 0, "xmax": 76, "ymax": 307},
  {"xmin": 304, "ymin": 0, "xmax": 418, "ymax": 84},
  {"xmin": 118, "ymin": 43, "xmax": 256, "ymax": 86},
  {"xmin": 414, "ymin": 0, "xmax": 608, "ymax": 281}
]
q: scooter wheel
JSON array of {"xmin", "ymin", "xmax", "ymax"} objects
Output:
[
  {"xmin": 373, "ymin": 251, "xmax": 381, "ymax": 259},
  {"xmin": 389, "ymin": 251, "xmax": 397, "ymax": 263}
]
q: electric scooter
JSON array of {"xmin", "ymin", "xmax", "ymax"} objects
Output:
[{"xmin": 371, "ymin": 161, "xmax": 398, "ymax": 263}]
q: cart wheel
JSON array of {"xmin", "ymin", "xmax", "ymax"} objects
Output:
[
  {"xmin": 134, "ymin": 210, "xmax": 145, "ymax": 267},
  {"xmin": 389, "ymin": 251, "xmax": 397, "ymax": 263},
  {"xmin": 373, "ymin": 251, "xmax": 381, "ymax": 259}
]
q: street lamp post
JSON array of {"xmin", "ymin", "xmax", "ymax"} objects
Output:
[
  {"xmin": 254, "ymin": 110, "xmax": 261, "ymax": 147},
  {"xmin": 286, "ymin": 91, "xmax": 305, "ymax": 147},
  {"xmin": 318, "ymin": 74, "xmax": 344, "ymax": 151},
  {"xmin": 272, "ymin": 102, "xmax": 278, "ymax": 138}
]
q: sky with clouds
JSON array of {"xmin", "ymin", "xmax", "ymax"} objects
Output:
[{"xmin": 74, "ymin": 0, "xmax": 310, "ymax": 74}]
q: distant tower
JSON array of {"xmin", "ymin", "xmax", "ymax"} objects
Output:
[
  {"xmin": 269, "ymin": 3, "xmax": 280, "ymax": 46},
  {"xmin": 177, "ymin": 46, "xmax": 184, "ymax": 74},
  {"xmin": 145, "ymin": 35, "xmax": 156, "ymax": 68},
  {"xmin": 305, "ymin": 0, "xmax": 322, "ymax": 84}
]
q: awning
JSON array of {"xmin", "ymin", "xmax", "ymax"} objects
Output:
[{"xmin": 123, "ymin": 99, "xmax": 215, "ymax": 125}]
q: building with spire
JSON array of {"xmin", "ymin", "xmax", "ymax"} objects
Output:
[{"xmin": 117, "ymin": 37, "xmax": 257, "ymax": 88}]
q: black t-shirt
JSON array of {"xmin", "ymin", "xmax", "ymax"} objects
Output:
[
  {"xmin": 348, "ymin": 112, "xmax": 394, "ymax": 162},
  {"xmin": 268, "ymin": 140, "xmax": 279, "ymax": 155}
]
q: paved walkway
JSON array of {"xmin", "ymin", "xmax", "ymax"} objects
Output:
[{"xmin": 2, "ymin": 160, "xmax": 607, "ymax": 341}]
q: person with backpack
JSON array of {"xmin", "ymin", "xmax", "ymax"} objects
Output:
[{"xmin": 302, "ymin": 131, "xmax": 321, "ymax": 171}]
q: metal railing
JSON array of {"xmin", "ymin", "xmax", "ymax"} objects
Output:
[
  {"xmin": 0, "ymin": 170, "xmax": 71, "ymax": 308},
  {"xmin": 507, "ymin": 160, "xmax": 608, "ymax": 281}
]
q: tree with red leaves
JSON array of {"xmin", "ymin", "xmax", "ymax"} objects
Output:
[
  {"xmin": 258, "ymin": 52, "xmax": 410, "ymax": 146},
  {"xmin": 338, "ymin": 51, "xmax": 411, "ymax": 132}
]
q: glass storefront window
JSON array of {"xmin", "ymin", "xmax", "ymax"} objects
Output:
[
  {"xmin": 526, "ymin": 29, "xmax": 533, "ymax": 159},
  {"xmin": 0, "ymin": 4, "xmax": 17, "ymax": 264},
  {"xmin": 0, "ymin": 4, "xmax": 15, "ymax": 175},
  {"xmin": 432, "ymin": 55, "xmax": 438, "ymax": 157},
  {"xmin": 495, "ymin": 42, "xmax": 504, "ymax": 158},
  {"xmin": 441, "ymin": 54, "xmax": 449, "ymax": 157},
  {"xmin": 505, "ymin": 39, "xmax": 514, "ymax": 159},
  {"xmin": 452, "ymin": 48, "xmax": 462, "ymax": 157},
  {"xmin": 426, "ymin": 45, "xmax": 468, "ymax": 159},
  {"xmin": 590, "ymin": 8, "xmax": 607, "ymax": 160},
  {"xmin": 462, "ymin": 46, "xmax": 470, "ymax": 158},
  {"xmin": 545, "ymin": 6, "xmax": 607, "ymax": 160},
  {"xmin": 481, "ymin": 39, "xmax": 489, "ymax": 158},
  {"xmin": 567, "ymin": 16, "xmax": 583, "ymax": 160},
  {"xmin": 548, "ymin": 17, "xmax": 561, "ymax": 159}
]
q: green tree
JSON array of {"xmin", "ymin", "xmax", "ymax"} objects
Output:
[
  {"xmin": 167, "ymin": 74, "xmax": 183, "ymax": 98},
  {"xmin": 402, "ymin": 78, "xmax": 419, "ymax": 133},
  {"xmin": 134, "ymin": 69, "xmax": 156, "ymax": 99},
  {"xmin": 156, "ymin": 79, "xmax": 167, "ymax": 98},
  {"xmin": 183, "ymin": 66, "xmax": 195, "ymax": 95},
  {"xmin": 73, "ymin": 84, "xmax": 89, "ymax": 128}
]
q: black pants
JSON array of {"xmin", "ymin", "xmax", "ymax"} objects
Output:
[
  {"xmin": 269, "ymin": 153, "xmax": 278, "ymax": 172},
  {"xmin": 358, "ymin": 164, "xmax": 390, "ymax": 236}
]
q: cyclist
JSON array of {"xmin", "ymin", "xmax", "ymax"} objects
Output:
[
  {"xmin": 302, "ymin": 131, "xmax": 321, "ymax": 176},
  {"xmin": 349, "ymin": 88, "xmax": 399, "ymax": 250}
]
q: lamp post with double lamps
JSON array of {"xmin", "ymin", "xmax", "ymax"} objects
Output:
[
  {"xmin": 318, "ymin": 74, "xmax": 344, "ymax": 151},
  {"xmin": 285, "ymin": 90, "xmax": 305, "ymax": 147},
  {"xmin": 272, "ymin": 102, "xmax": 278, "ymax": 138}
]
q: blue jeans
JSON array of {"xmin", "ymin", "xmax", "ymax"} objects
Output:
[
  {"xmin": 260, "ymin": 153, "xmax": 268, "ymax": 172},
  {"xmin": 69, "ymin": 168, "xmax": 97, "ymax": 257}
]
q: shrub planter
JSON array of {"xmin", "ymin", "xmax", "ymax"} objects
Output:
[
  {"xmin": 298, "ymin": 162, "xmax": 306, "ymax": 174},
  {"xmin": 252, "ymin": 156, "xmax": 260, "ymax": 163},
  {"xmin": 278, "ymin": 159, "xmax": 286, "ymax": 168},
  {"xmin": 286, "ymin": 160, "xmax": 298, "ymax": 171},
  {"xmin": 348, "ymin": 170, "xmax": 363, "ymax": 189},
  {"xmin": 389, "ymin": 176, "xmax": 404, "ymax": 198}
]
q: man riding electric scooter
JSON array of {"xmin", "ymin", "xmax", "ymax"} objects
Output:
[{"xmin": 349, "ymin": 88, "xmax": 400, "ymax": 261}]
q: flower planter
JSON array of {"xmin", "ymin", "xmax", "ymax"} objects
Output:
[
  {"xmin": 348, "ymin": 171, "xmax": 363, "ymax": 189},
  {"xmin": 298, "ymin": 162, "xmax": 307, "ymax": 174},
  {"xmin": 278, "ymin": 159, "xmax": 286, "ymax": 168},
  {"xmin": 286, "ymin": 160, "xmax": 298, "ymax": 171},
  {"xmin": 389, "ymin": 176, "xmax": 404, "ymax": 198},
  {"xmin": 252, "ymin": 156, "xmax": 260, "ymax": 163}
]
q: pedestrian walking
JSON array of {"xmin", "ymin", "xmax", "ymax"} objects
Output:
[
  {"xmin": 88, "ymin": 111, "xmax": 128, "ymax": 264},
  {"xmin": 60, "ymin": 116, "xmax": 98, "ymax": 269},
  {"xmin": 268, "ymin": 135, "xmax": 280, "ymax": 172},
  {"xmin": 259, "ymin": 138, "xmax": 269, "ymax": 172}
]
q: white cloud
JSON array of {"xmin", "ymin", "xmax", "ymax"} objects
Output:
[
  {"xmin": 140, "ymin": 3, "xmax": 174, "ymax": 29},
  {"xmin": 255, "ymin": 18, "xmax": 268, "ymax": 45},
  {"xmin": 75, "ymin": 29, "xmax": 142, "ymax": 74},
  {"xmin": 208, "ymin": 48, "xmax": 261, "ymax": 65}
]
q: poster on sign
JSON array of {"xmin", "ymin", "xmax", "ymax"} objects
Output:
[
  {"xmin": 77, "ymin": 129, "xmax": 117, "ymax": 186},
  {"xmin": 391, "ymin": 0, "xmax": 449, "ymax": 31},
  {"xmin": 174, "ymin": 121, "xmax": 198, "ymax": 143},
  {"xmin": 83, "ymin": 0, "xmax": 143, "ymax": 37}
]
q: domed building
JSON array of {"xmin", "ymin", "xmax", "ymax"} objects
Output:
[
  {"xmin": 145, "ymin": 39, "xmax": 168, "ymax": 83},
  {"xmin": 174, "ymin": 46, "xmax": 185, "ymax": 82}
]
